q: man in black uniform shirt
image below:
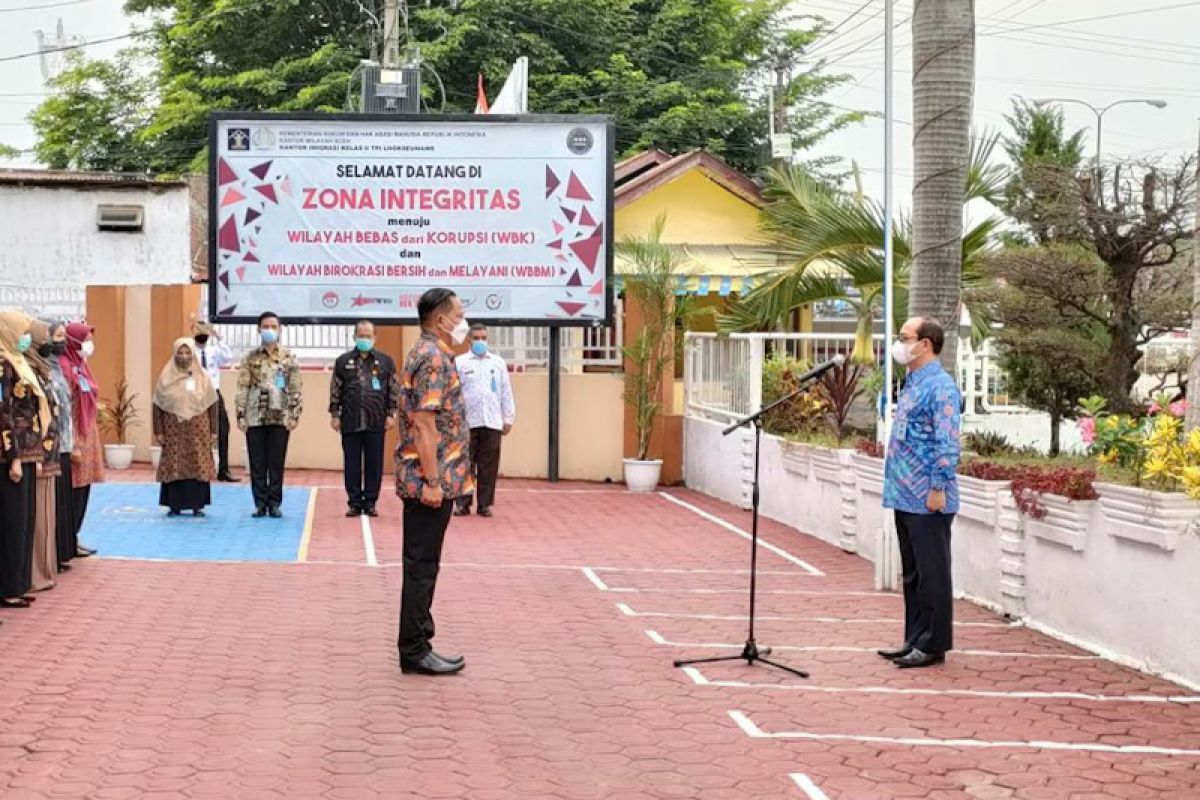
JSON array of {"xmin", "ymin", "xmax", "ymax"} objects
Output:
[{"xmin": 330, "ymin": 320, "xmax": 400, "ymax": 517}]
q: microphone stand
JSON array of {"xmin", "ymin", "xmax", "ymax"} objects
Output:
[{"xmin": 672, "ymin": 369, "xmax": 834, "ymax": 679}]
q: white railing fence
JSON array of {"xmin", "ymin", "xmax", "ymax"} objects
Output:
[
  {"xmin": 685, "ymin": 331, "xmax": 1016, "ymax": 424},
  {"xmin": 0, "ymin": 285, "xmax": 86, "ymax": 321},
  {"xmin": 199, "ymin": 285, "xmax": 623, "ymax": 372}
]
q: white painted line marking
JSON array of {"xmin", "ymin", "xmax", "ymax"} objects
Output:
[
  {"xmin": 609, "ymin": 586, "xmax": 883, "ymax": 597},
  {"xmin": 726, "ymin": 711, "xmax": 1200, "ymax": 756},
  {"xmin": 619, "ymin": 604, "xmax": 1013, "ymax": 628},
  {"xmin": 790, "ymin": 774, "xmax": 831, "ymax": 800},
  {"xmin": 361, "ymin": 514, "xmax": 378, "ymax": 567},
  {"xmin": 580, "ymin": 567, "xmax": 610, "ymax": 591},
  {"xmin": 593, "ymin": 565, "xmax": 815, "ymax": 576},
  {"xmin": 644, "ymin": 630, "xmax": 1100, "ymax": 661},
  {"xmin": 657, "ymin": 492, "xmax": 825, "ymax": 576},
  {"xmin": 680, "ymin": 663, "xmax": 1200, "ymax": 704}
]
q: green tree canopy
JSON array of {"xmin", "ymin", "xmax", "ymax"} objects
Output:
[{"xmin": 29, "ymin": 0, "xmax": 859, "ymax": 175}]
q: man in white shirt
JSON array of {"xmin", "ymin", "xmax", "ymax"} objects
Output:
[
  {"xmin": 192, "ymin": 319, "xmax": 239, "ymax": 482},
  {"xmin": 454, "ymin": 324, "xmax": 515, "ymax": 518}
]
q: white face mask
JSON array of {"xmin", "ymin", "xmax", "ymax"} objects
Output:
[
  {"xmin": 448, "ymin": 318, "xmax": 470, "ymax": 345},
  {"xmin": 891, "ymin": 338, "xmax": 916, "ymax": 366},
  {"xmin": 80, "ymin": 340, "xmax": 95, "ymax": 359}
]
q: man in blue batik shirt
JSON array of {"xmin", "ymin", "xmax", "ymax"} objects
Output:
[{"xmin": 879, "ymin": 316, "xmax": 962, "ymax": 669}]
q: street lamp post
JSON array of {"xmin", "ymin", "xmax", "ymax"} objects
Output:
[{"xmin": 1034, "ymin": 97, "xmax": 1168, "ymax": 164}]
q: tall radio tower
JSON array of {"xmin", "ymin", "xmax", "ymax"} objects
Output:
[{"xmin": 35, "ymin": 19, "xmax": 85, "ymax": 85}]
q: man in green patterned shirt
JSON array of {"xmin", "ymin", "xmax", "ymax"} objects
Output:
[{"xmin": 235, "ymin": 312, "xmax": 303, "ymax": 518}]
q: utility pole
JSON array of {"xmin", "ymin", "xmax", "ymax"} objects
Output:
[
  {"xmin": 382, "ymin": 0, "xmax": 401, "ymax": 68},
  {"xmin": 1185, "ymin": 119, "xmax": 1200, "ymax": 431},
  {"xmin": 769, "ymin": 60, "xmax": 791, "ymax": 169}
]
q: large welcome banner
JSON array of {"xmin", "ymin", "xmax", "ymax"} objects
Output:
[{"xmin": 208, "ymin": 113, "xmax": 614, "ymax": 325}]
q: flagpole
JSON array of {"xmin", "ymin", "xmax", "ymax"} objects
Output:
[{"xmin": 882, "ymin": 0, "xmax": 895, "ymax": 445}]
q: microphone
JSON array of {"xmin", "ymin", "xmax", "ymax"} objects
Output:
[{"xmin": 794, "ymin": 353, "xmax": 846, "ymax": 384}]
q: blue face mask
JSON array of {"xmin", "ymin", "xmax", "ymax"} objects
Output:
[
  {"xmin": 471, "ymin": 341, "xmax": 488, "ymax": 357},
  {"xmin": 355, "ymin": 338, "xmax": 373, "ymax": 353},
  {"xmin": 16, "ymin": 333, "xmax": 32, "ymax": 354},
  {"xmin": 260, "ymin": 329, "xmax": 279, "ymax": 345}
]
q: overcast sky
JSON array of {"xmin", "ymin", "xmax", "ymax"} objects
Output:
[{"xmin": 1, "ymin": 0, "xmax": 1197, "ymax": 207}]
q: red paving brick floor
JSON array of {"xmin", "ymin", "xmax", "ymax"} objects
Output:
[{"xmin": 3, "ymin": 468, "xmax": 1200, "ymax": 799}]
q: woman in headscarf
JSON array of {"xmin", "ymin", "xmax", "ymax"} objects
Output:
[
  {"xmin": 154, "ymin": 338, "xmax": 219, "ymax": 516},
  {"xmin": 25, "ymin": 317, "xmax": 64, "ymax": 592},
  {"xmin": 0, "ymin": 310, "xmax": 54, "ymax": 608},
  {"xmin": 38, "ymin": 320, "xmax": 76, "ymax": 572},
  {"xmin": 60, "ymin": 321, "xmax": 103, "ymax": 555}
]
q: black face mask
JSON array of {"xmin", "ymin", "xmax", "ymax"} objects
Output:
[
  {"xmin": 38, "ymin": 342, "xmax": 54, "ymax": 359},
  {"xmin": 195, "ymin": 335, "xmax": 209, "ymax": 346}
]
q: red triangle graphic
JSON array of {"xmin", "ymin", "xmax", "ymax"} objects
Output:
[
  {"xmin": 244, "ymin": 252, "xmax": 259, "ymax": 263},
  {"xmin": 249, "ymin": 160, "xmax": 273, "ymax": 180},
  {"xmin": 568, "ymin": 223, "xmax": 603, "ymax": 272},
  {"xmin": 589, "ymin": 280, "xmax": 604, "ymax": 295},
  {"xmin": 217, "ymin": 216, "xmax": 239, "ymax": 253},
  {"xmin": 545, "ymin": 166, "xmax": 561, "ymax": 198},
  {"xmin": 221, "ymin": 187, "xmax": 246, "ymax": 207},
  {"xmin": 561, "ymin": 206, "xmax": 576, "ymax": 222},
  {"xmin": 565, "ymin": 172, "xmax": 593, "ymax": 202},
  {"xmin": 566, "ymin": 270, "xmax": 583, "ymax": 287},
  {"xmin": 579, "ymin": 206, "xmax": 597, "ymax": 227},
  {"xmin": 218, "ymin": 271, "xmax": 230, "ymax": 290},
  {"xmin": 235, "ymin": 266, "xmax": 246, "ymax": 282},
  {"xmin": 254, "ymin": 184, "xmax": 278, "ymax": 204},
  {"xmin": 553, "ymin": 221, "xmax": 565, "ymax": 235},
  {"xmin": 557, "ymin": 301, "xmax": 587, "ymax": 317},
  {"xmin": 217, "ymin": 158, "xmax": 238, "ymax": 186},
  {"xmin": 547, "ymin": 239, "xmax": 562, "ymax": 250},
  {"xmin": 245, "ymin": 208, "xmax": 261, "ymax": 224}
]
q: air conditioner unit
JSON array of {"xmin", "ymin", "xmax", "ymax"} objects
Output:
[
  {"xmin": 96, "ymin": 204, "xmax": 144, "ymax": 232},
  {"xmin": 361, "ymin": 63, "xmax": 422, "ymax": 114}
]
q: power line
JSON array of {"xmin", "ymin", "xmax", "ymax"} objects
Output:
[{"xmin": 0, "ymin": 0, "xmax": 94, "ymax": 12}]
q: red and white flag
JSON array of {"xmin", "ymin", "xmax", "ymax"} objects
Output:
[{"xmin": 473, "ymin": 73, "xmax": 489, "ymax": 114}]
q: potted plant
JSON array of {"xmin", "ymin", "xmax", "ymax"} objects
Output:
[
  {"xmin": 99, "ymin": 378, "xmax": 141, "ymax": 470},
  {"xmin": 619, "ymin": 215, "xmax": 695, "ymax": 492}
]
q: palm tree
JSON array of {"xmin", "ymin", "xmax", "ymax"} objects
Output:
[
  {"xmin": 910, "ymin": 0, "xmax": 976, "ymax": 371},
  {"xmin": 720, "ymin": 133, "xmax": 1003, "ymax": 363}
]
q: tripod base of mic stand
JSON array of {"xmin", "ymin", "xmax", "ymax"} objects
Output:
[{"xmin": 674, "ymin": 640, "xmax": 809, "ymax": 679}]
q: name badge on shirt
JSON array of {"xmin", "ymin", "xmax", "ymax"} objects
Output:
[
  {"xmin": 185, "ymin": 378, "xmax": 196, "ymax": 393},
  {"xmin": 274, "ymin": 370, "xmax": 286, "ymax": 390},
  {"xmin": 371, "ymin": 376, "xmax": 382, "ymax": 391},
  {"xmin": 78, "ymin": 371, "xmax": 92, "ymax": 393},
  {"xmin": 491, "ymin": 373, "xmax": 498, "ymax": 393}
]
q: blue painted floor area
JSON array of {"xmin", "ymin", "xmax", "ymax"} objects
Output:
[{"xmin": 79, "ymin": 483, "xmax": 311, "ymax": 562}]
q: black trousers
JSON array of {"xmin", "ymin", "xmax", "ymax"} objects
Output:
[
  {"xmin": 71, "ymin": 484, "xmax": 91, "ymax": 538},
  {"xmin": 216, "ymin": 391, "xmax": 232, "ymax": 476},
  {"xmin": 0, "ymin": 462, "xmax": 36, "ymax": 599},
  {"xmin": 458, "ymin": 427, "xmax": 503, "ymax": 511},
  {"xmin": 398, "ymin": 497, "xmax": 454, "ymax": 661},
  {"xmin": 54, "ymin": 454, "xmax": 76, "ymax": 565},
  {"xmin": 246, "ymin": 425, "xmax": 290, "ymax": 510},
  {"xmin": 894, "ymin": 510, "xmax": 955, "ymax": 654},
  {"xmin": 342, "ymin": 429, "xmax": 386, "ymax": 509}
]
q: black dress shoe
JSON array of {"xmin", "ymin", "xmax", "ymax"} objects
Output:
[
  {"xmin": 877, "ymin": 646, "xmax": 913, "ymax": 660},
  {"xmin": 477, "ymin": 507, "xmax": 493, "ymax": 518},
  {"xmin": 894, "ymin": 649, "xmax": 945, "ymax": 669},
  {"xmin": 217, "ymin": 473, "xmax": 240, "ymax": 483},
  {"xmin": 346, "ymin": 506, "xmax": 362, "ymax": 518},
  {"xmin": 76, "ymin": 545, "xmax": 96, "ymax": 557},
  {"xmin": 268, "ymin": 506, "xmax": 283, "ymax": 518},
  {"xmin": 365, "ymin": 505, "xmax": 379, "ymax": 518},
  {"xmin": 252, "ymin": 507, "xmax": 267, "ymax": 518},
  {"xmin": 57, "ymin": 564, "xmax": 71, "ymax": 574},
  {"xmin": 433, "ymin": 650, "xmax": 464, "ymax": 665},
  {"xmin": 167, "ymin": 509, "xmax": 181, "ymax": 517},
  {"xmin": 454, "ymin": 506, "xmax": 471, "ymax": 517},
  {"xmin": 400, "ymin": 652, "xmax": 464, "ymax": 675}
]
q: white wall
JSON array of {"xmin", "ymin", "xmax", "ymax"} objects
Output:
[
  {"xmin": 964, "ymin": 411, "xmax": 1085, "ymax": 455},
  {"xmin": 0, "ymin": 184, "xmax": 191, "ymax": 287}
]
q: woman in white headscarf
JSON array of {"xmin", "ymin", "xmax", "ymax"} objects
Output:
[{"xmin": 154, "ymin": 339, "xmax": 219, "ymax": 516}]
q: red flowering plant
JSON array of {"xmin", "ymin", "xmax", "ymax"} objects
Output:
[
  {"xmin": 854, "ymin": 438, "xmax": 885, "ymax": 458},
  {"xmin": 958, "ymin": 460, "xmax": 1098, "ymax": 519}
]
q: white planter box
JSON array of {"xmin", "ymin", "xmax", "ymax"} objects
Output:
[
  {"xmin": 624, "ymin": 459, "xmax": 663, "ymax": 493},
  {"xmin": 150, "ymin": 446, "xmax": 162, "ymax": 470},
  {"xmin": 958, "ymin": 474, "xmax": 1012, "ymax": 525},
  {"xmin": 1026, "ymin": 493, "xmax": 1096, "ymax": 552},
  {"xmin": 851, "ymin": 452, "xmax": 885, "ymax": 496},
  {"xmin": 811, "ymin": 447, "xmax": 853, "ymax": 485},
  {"xmin": 780, "ymin": 440, "xmax": 813, "ymax": 477},
  {"xmin": 1097, "ymin": 482, "xmax": 1200, "ymax": 552}
]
